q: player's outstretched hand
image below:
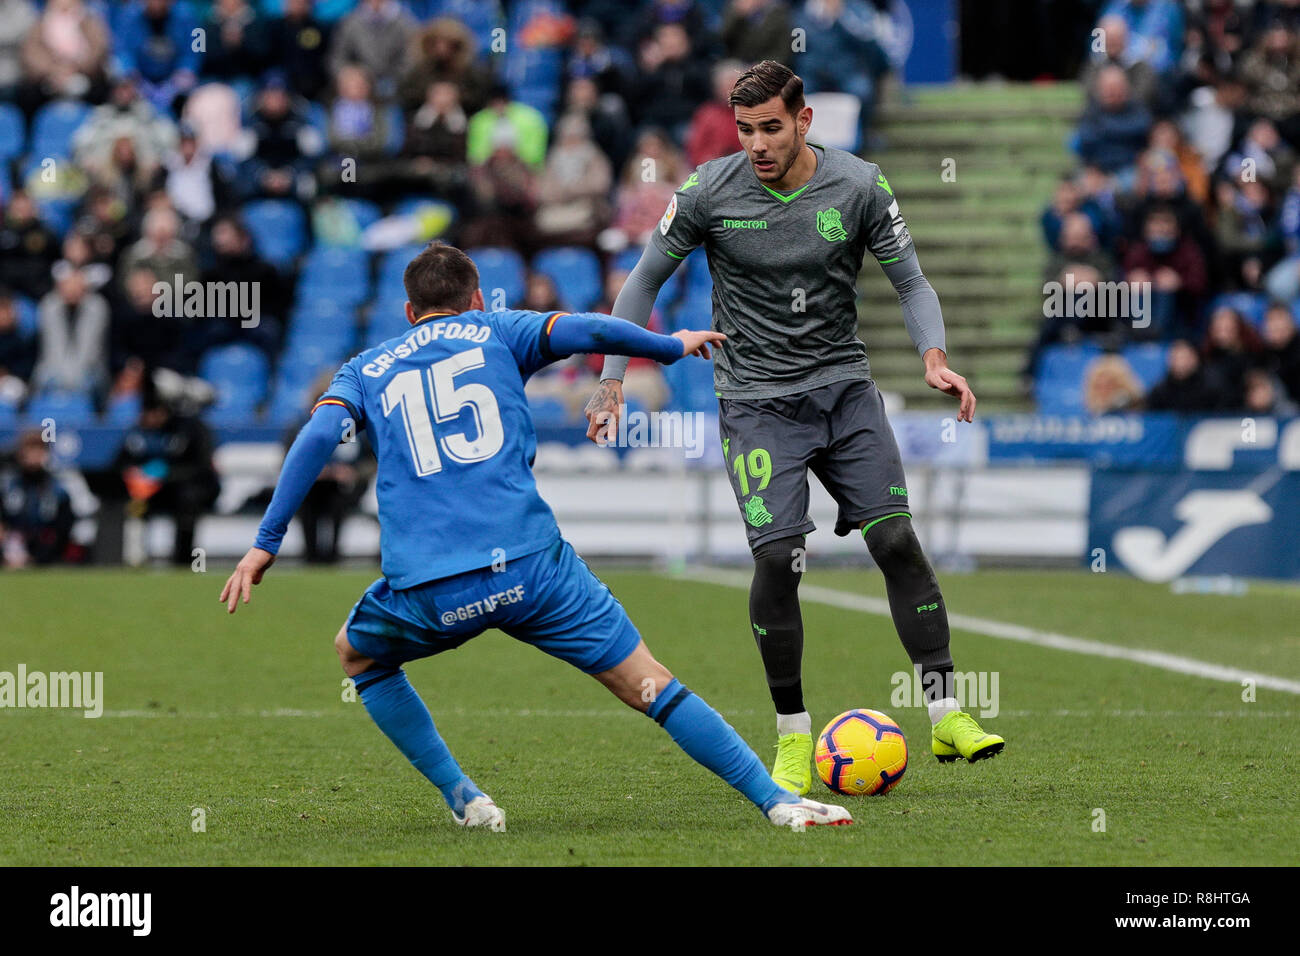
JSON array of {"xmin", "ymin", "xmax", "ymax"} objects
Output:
[
  {"xmin": 673, "ymin": 329, "xmax": 727, "ymax": 360},
  {"xmin": 923, "ymin": 351, "xmax": 976, "ymax": 423},
  {"xmin": 584, "ymin": 378, "xmax": 624, "ymax": 446},
  {"xmin": 220, "ymin": 547, "xmax": 276, "ymax": 614}
]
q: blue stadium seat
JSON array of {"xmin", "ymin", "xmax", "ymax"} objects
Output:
[
  {"xmin": 378, "ymin": 243, "xmax": 428, "ymax": 289},
  {"xmin": 466, "ymin": 247, "xmax": 525, "ymax": 307},
  {"xmin": 299, "ymin": 246, "xmax": 371, "ymax": 306},
  {"xmin": 532, "ymin": 247, "xmax": 602, "ymax": 312},
  {"xmin": 1122, "ymin": 343, "xmax": 1169, "ymax": 391},
  {"xmin": 367, "ymin": 297, "xmax": 414, "ymax": 343},
  {"xmin": 241, "ymin": 199, "xmax": 307, "ymax": 269},
  {"xmin": 25, "ymin": 389, "xmax": 96, "ymax": 426},
  {"xmin": 527, "ymin": 395, "xmax": 570, "ymax": 427},
  {"xmin": 14, "ymin": 297, "xmax": 38, "ymax": 338},
  {"xmin": 30, "ymin": 100, "xmax": 91, "ymax": 159},
  {"xmin": 613, "ymin": 246, "xmax": 682, "ymax": 305},
  {"xmin": 199, "ymin": 343, "xmax": 271, "ymax": 420},
  {"xmin": 1034, "ymin": 343, "xmax": 1103, "ymax": 416},
  {"xmin": 663, "ymin": 355, "xmax": 716, "ymax": 413},
  {"xmin": 0, "ymin": 104, "xmax": 26, "ymax": 163},
  {"xmin": 103, "ymin": 390, "xmax": 142, "ymax": 426}
]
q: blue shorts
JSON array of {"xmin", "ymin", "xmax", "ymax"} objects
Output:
[{"xmin": 344, "ymin": 538, "xmax": 641, "ymax": 674}]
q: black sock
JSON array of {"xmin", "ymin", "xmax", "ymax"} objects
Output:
[
  {"xmin": 862, "ymin": 515, "xmax": 954, "ymax": 700},
  {"xmin": 749, "ymin": 535, "xmax": 806, "ymax": 716}
]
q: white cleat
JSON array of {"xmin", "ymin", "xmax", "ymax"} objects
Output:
[
  {"xmin": 767, "ymin": 797, "xmax": 853, "ymax": 831},
  {"xmin": 453, "ymin": 795, "xmax": 506, "ymax": 831}
]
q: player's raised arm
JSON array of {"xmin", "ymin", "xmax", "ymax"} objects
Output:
[{"xmin": 219, "ymin": 401, "xmax": 355, "ymax": 613}]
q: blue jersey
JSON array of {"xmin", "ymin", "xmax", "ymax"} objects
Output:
[{"xmin": 319, "ymin": 309, "xmax": 567, "ymax": 589}]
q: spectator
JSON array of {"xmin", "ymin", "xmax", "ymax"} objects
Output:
[
  {"xmin": 1121, "ymin": 148, "xmax": 1214, "ymax": 256},
  {"xmin": 0, "ymin": 430, "xmax": 75, "ymax": 567},
  {"xmin": 32, "ymin": 266, "xmax": 110, "ymax": 394},
  {"xmin": 534, "ymin": 113, "xmax": 612, "ymax": 247},
  {"xmin": 83, "ymin": 134, "xmax": 157, "ymax": 215},
  {"xmin": 604, "ymin": 128, "xmax": 686, "ymax": 250},
  {"xmin": 1264, "ymin": 164, "xmax": 1300, "ymax": 302},
  {"xmin": 467, "ymin": 83, "xmax": 549, "ymax": 169},
  {"xmin": 114, "ymin": 383, "xmax": 220, "ymax": 566},
  {"xmin": 114, "ymin": 0, "xmax": 201, "ymax": 113},
  {"xmin": 327, "ymin": 0, "xmax": 415, "ymax": 101},
  {"xmin": 1045, "ymin": 212, "xmax": 1117, "ymax": 281},
  {"xmin": 73, "ymin": 76, "xmax": 178, "ymax": 182},
  {"xmin": 388, "ymin": 80, "xmax": 470, "ymax": 206},
  {"xmin": 163, "ymin": 124, "xmax": 233, "ymax": 226},
  {"xmin": 72, "ymin": 185, "xmax": 133, "ymax": 271},
  {"xmin": 591, "ymin": 263, "xmax": 669, "ymax": 411},
  {"xmin": 263, "ymin": 0, "xmax": 332, "ymax": 103},
  {"xmin": 53, "ymin": 230, "xmax": 111, "ymax": 292},
  {"xmin": 1200, "ymin": 304, "xmax": 1263, "ymax": 405},
  {"xmin": 797, "ymin": 0, "xmax": 889, "ymax": 136},
  {"xmin": 1261, "ymin": 302, "xmax": 1300, "ymax": 402},
  {"xmin": 20, "ymin": 0, "xmax": 110, "ymax": 107},
  {"xmin": 0, "ymin": 191, "xmax": 58, "ymax": 301},
  {"xmin": 1076, "ymin": 65, "xmax": 1153, "ymax": 178},
  {"xmin": 285, "ymin": 370, "xmax": 371, "ymax": 563},
  {"xmin": 1145, "ymin": 338, "xmax": 1226, "ymax": 411},
  {"xmin": 629, "ymin": 22, "xmax": 710, "ymax": 138},
  {"xmin": 195, "ymin": 215, "xmax": 284, "ymax": 358},
  {"xmin": 239, "ymin": 74, "xmax": 322, "ymax": 202},
  {"xmin": 0, "ymin": 292, "xmax": 35, "ymax": 397},
  {"xmin": 1243, "ymin": 366, "xmax": 1298, "ymax": 414},
  {"xmin": 322, "ymin": 64, "xmax": 394, "ymax": 193},
  {"xmin": 461, "ymin": 124, "xmax": 539, "ymax": 252},
  {"xmin": 111, "ymin": 264, "xmax": 194, "ymax": 376},
  {"xmin": 686, "ymin": 60, "xmax": 744, "ymax": 168},
  {"xmin": 1098, "ymin": 0, "xmax": 1185, "ymax": 75},
  {"xmin": 562, "ymin": 75, "xmax": 633, "ymax": 172},
  {"xmin": 1179, "ymin": 77, "xmax": 1247, "ymax": 174},
  {"xmin": 1083, "ymin": 353, "xmax": 1144, "ymax": 413},
  {"xmin": 1081, "ymin": 14, "xmax": 1158, "ymax": 109},
  {"xmin": 722, "ymin": 0, "xmax": 793, "ymax": 66},
  {"xmin": 564, "ymin": 17, "xmax": 634, "ymax": 103},
  {"xmin": 1211, "ymin": 176, "xmax": 1271, "ymax": 290},
  {"xmin": 400, "ymin": 17, "xmax": 495, "ymax": 115},
  {"xmin": 1221, "ymin": 118, "xmax": 1296, "ymax": 193},
  {"xmin": 201, "ymin": 0, "xmax": 268, "ymax": 83},
  {"xmin": 1123, "ymin": 205, "xmax": 1208, "ymax": 337},
  {"xmin": 1237, "ymin": 23, "xmax": 1300, "ymax": 141},
  {"xmin": 0, "ymin": 0, "xmax": 37, "ymax": 103},
  {"xmin": 117, "ymin": 205, "xmax": 196, "ymax": 294},
  {"xmin": 1148, "ymin": 119, "xmax": 1208, "ymax": 204}
]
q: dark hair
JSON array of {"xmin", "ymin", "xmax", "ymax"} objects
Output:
[
  {"xmin": 728, "ymin": 60, "xmax": 804, "ymax": 116},
  {"xmin": 403, "ymin": 241, "xmax": 479, "ymax": 314}
]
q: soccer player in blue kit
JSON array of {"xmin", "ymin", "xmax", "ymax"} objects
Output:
[{"xmin": 220, "ymin": 242, "xmax": 850, "ymax": 832}]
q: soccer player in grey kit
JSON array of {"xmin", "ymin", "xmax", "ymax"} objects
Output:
[{"xmin": 585, "ymin": 61, "xmax": 1004, "ymax": 794}]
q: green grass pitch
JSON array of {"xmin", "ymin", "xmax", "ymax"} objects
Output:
[{"xmin": 1, "ymin": 566, "xmax": 1296, "ymax": 866}]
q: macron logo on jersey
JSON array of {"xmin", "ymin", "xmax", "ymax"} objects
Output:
[{"xmin": 362, "ymin": 320, "xmax": 494, "ymax": 378}]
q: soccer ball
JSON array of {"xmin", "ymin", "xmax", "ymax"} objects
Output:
[{"xmin": 815, "ymin": 709, "xmax": 908, "ymax": 796}]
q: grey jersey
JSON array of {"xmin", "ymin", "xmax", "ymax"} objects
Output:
[{"xmin": 649, "ymin": 145, "xmax": 925, "ymax": 400}]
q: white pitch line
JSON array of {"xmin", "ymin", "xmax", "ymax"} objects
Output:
[{"xmin": 679, "ymin": 567, "xmax": 1300, "ymax": 696}]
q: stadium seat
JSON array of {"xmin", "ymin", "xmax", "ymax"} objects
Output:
[
  {"xmin": 0, "ymin": 103, "xmax": 26, "ymax": 163},
  {"xmin": 805, "ymin": 92, "xmax": 863, "ymax": 153},
  {"xmin": 613, "ymin": 246, "xmax": 682, "ymax": 306},
  {"xmin": 241, "ymin": 199, "xmax": 307, "ymax": 269},
  {"xmin": 25, "ymin": 389, "xmax": 96, "ymax": 426},
  {"xmin": 14, "ymin": 297, "xmax": 38, "ymax": 338},
  {"xmin": 1122, "ymin": 343, "xmax": 1169, "ymax": 391},
  {"xmin": 199, "ymin": 343, "xmax": 271, "ymax": 420},
  {"xmin": 467, "ymin": 247, "xmax": 526, "ymax": 307},
  {"xmin": 367, "ymin": 297, "xmax": 415, "ymax": 343},
  {"xmin": 1034, "ymin": 343, "xmax": 1103, "ymax": 416},
  {"xmin": 103, "ymin": 390, "xmax": 142, "ymax": 426},
  {"xmin": 532, "ymin": 247, "xmax": 602, "ymax": 312},
  {"xmin": 298, "ymin": 246, "xmax": 371, "ymax": 306},
  {"xmin": 30, "ymin": 100, "xmax": 91, "ymax": 159}
]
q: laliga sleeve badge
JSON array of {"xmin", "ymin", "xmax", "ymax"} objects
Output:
[{"xmin": 659, "ymin": 194, "xmax": 677, "ymax": 236}]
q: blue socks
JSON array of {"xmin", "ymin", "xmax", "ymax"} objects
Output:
[
  {"xmin": 646, "ymin": 678, "xmax": 797, "ymax": 813},
  {"xmin": 354, "ymin": 667, "xmax": 484, "ymax": 815}
]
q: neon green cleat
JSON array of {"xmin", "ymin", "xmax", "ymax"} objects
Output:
[
  {"xmin": 771, "ymin": 732, "xmax": 814, "ymax": 795},
  {"xmin": 932, "ymin": 711, "xmax": 1005, "ymax": 763}
]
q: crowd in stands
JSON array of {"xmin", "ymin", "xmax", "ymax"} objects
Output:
[
  {"xmin": 0, "ymin": 0, "xmax": 897, "ymax": 565},
  {"xmin": 1036, "ymin": 0, "xmax": 1300, "ymax": 416}
]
